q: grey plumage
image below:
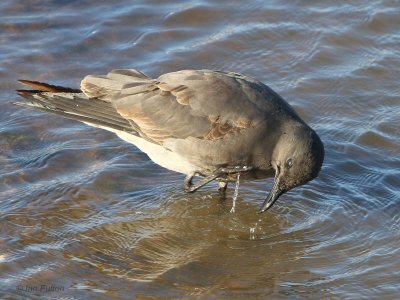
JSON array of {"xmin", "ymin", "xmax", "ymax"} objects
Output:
[
  {"xmin": 80, "ymin": 70, "xmax": 303, "ymax": 170},
  {"xmin": 15, "ymin": 69, "xmax": 324, "ymax": 212}
]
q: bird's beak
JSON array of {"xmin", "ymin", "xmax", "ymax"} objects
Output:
[{"xmin": 258, "ymin": 171, "xmax": 283, "ymax": 213}]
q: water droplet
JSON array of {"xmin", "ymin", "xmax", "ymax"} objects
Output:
[{"xmin": 230, "ymin": 172, "xmax": 240, "ymax": 213}]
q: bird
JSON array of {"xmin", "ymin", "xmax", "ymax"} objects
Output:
[{"xmin": 14, "ymin": 69, "xmax": 324, "ymax": 213}]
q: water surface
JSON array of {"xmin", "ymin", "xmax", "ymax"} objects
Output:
[{"xmin": 1, "ymin": 0, "xmax": 399, "ymax": 299}]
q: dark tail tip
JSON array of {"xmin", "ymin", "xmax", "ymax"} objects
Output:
[{"xmin": 17, "ymin": 79, "xmax": 81, "ymax": 93}]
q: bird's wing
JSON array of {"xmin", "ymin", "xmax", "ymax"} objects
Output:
[{"xmin": 81, "ymin": 69, "xmax": 282, "ymax": 147}]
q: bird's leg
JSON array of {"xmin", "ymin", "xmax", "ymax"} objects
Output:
[
  {"xmin": 183, "ymin": 172, "xmax": 219, "ymax": 193},
  {"xmin": 218, "ymin": 181, "xmax": 228, "ymax": 194},
  {"xmin": 216, "ymin": 166, "xmax": 252, "ymax": 195},
  {"xmin": 183, "ymin": 172, "xmax": 196, "ymax": 192},
  {"xmin": 183, "ymin": 166, "xmax": 253, "ymax": 193}
]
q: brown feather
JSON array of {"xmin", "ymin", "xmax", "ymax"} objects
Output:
[
  {"xmin": 18, "ymin": 79, "xmax": 81, "ymax": 93},
  {"xmin": 203, "ymin": 121, "xmax": 242, "ymax": 140}
]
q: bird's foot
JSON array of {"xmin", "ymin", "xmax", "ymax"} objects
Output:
[
  {"xmin": 183, "ymin": 171, "xmax": 217, "ymax": 193},
  {"xmin": 183, "ymin": 166, "xmax": 253, "ymax": 193},
  {"xmin": 219, "ymin": 165, "xmax": 252, "ymax": 175}
]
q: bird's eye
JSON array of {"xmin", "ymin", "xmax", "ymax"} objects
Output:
[{"xmin": 287, "ymin": 158, "xmax": 293, "ymax": 168}]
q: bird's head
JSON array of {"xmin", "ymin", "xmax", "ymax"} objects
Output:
[{"xmin": 259, "ymin": 125, "xmax": 324, "ymax": 213}]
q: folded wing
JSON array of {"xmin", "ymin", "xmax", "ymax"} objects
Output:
[{"xmin": 81, "ymin": 69, "xmax": 272, "ymax": 145}]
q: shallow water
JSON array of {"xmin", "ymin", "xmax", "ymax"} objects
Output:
[{"xmin": 1, "ymin": 0, "xmax": 399, "ymax": 299}]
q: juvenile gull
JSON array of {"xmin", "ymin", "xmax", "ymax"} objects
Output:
[{"xmin": 15, "ymin": 69, "xmax": 324, "ymax": 212}]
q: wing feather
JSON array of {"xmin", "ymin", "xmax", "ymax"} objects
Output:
[{"xmin": 80, "ymin": 69, "xmax": 267, "ymax": 146}]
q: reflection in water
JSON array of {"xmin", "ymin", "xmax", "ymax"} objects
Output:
[{"xmin": 1, "ymin": 0, "xmax": 400, "ymax": 299}]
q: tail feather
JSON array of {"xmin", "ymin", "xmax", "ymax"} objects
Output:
[
  {"xmin": 15, "ymin": 81, "xmax": 138, "ymax": 134},
  {"xmin": 18, "ymin": 79, "xmax": 81, "ymax": 93},
  {"xmin": 20, "ymin": 92, "xmax": 130, "ymax": 128},
  {"xmin": 14, "ymin": 101, "xmax": 134, "ymax": 132}
]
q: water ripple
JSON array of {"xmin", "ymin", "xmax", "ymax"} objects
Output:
[{"xmin": 0, "ymin": 0, "xmax": 399, "ymax": 298}]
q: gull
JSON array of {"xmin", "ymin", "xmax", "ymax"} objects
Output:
[{"xmin": 15, "ymin": 69, "xmax": 324, "ymax": 212}]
